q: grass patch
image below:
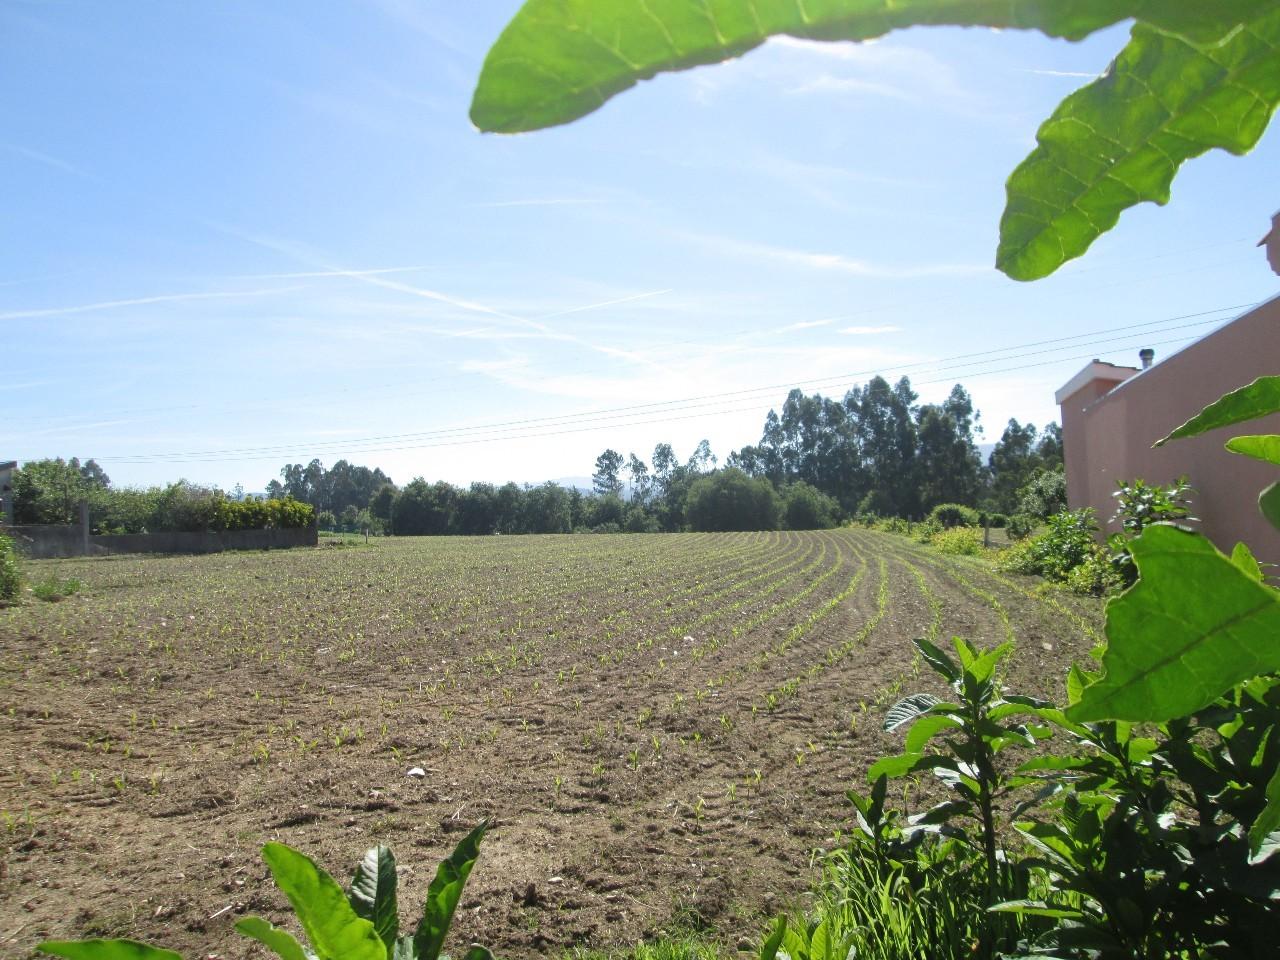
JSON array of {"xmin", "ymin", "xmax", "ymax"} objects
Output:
[
  {"xmin": 565, "ymin": 932, "xmax": 725, "ymax": 960},
  {"xmin": 31, "ymin": 575, "xmax": 82, "ymax": 602}
]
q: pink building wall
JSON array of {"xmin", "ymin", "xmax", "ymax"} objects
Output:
[{"xmin": 1058, "ymin": 295, "xmax": 1280, "ymax": 563}]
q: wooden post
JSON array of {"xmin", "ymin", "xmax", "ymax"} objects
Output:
[{"xmin": 79, "ymin": 500, "xmax": 90, "ymax": 555}]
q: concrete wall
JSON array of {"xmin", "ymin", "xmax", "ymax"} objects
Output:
[
  {"xmin": 1059, "ymin": 295, "xmax": 1280, "ymax": 562},
  {"xmin": 6, "ymin": 523, "xmax": 92, "ymax": 559},
  {"xmin": 94, "ymin": 525, "xmax": 317, "ymax": 555},
  {"xmin": 5, "ymin": 523, "xmax": 317, "ymax": 558}
]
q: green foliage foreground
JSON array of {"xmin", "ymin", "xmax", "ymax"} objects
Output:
[
  {"xmin": 0, "ymin": 530, "xmax": 20, "ymax": 605},
  {"xmin": 754, "ymin": 375, "xmax": 1280, "ymax": 958},
  {"xmin": 37, "ymin": 822, "xmax": 494, "ymax": 960},
  {"xmin": 471, "ymin": 1, "xmax": 1279, "ymax": 281}
]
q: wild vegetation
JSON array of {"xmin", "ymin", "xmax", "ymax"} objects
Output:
[{"xmin": 9, "ymin": 459, "xmax": 314, "ymax": 535}]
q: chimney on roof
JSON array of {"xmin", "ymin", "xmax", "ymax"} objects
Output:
[{"xmin": 1139, "ymin": 348, "xmax": 1154, "ymax": 370}]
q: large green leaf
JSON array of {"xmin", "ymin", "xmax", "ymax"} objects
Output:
[
  {"xmin": 38, "ymin": 942, "xmax": 183, "ymax": 960},
  {"xmin": 261, "ymin": 843, "xmax": 386, "ymax": 960},
  {"xmin": 234, "ymin": 918, "xmax": 316, "ymax": 960},
  {"xmin": 470, "ymin": 0, "xmax": 1269, "ymax": 134},
  {"xmin": 413, "ymin": 820, "xmax": 488, "ymax": 960},
  {"xmin": 349, "ymin": 846, "xmax": 400, "ymax": 952},
  {"xmin": 1068, "ymin": 525, "xmax": 1280, "ymax": 723},
  {"xmin": 999, "ymin": 9, "xmax": 1280, "ymax": 280},
  {"xmin": 1226, "ymin": 435, "xmax": 1280, "ymax": 466},
  {"xmin": 1156, "ymin": 376, "xmax": 1280, "ymax": 444},
  {"xmin": 758, "ymin": 915, "xmax": 788, "ymax": 960}
]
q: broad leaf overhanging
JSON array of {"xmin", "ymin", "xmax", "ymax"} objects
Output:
[{"xmin": 470, "ymin": 0, "xmax": 1279, "ymax": 280}]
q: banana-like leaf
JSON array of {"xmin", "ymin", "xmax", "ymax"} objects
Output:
[
  {"xmin": 1226, "ymin": 435, "xmax": 1280, "ymax": 466},
  {"xmin": 959, "ymin": 639, "xmax": 1011, "ymax": 685},
  {"xmin": 999, "ymin": 9, "xmax": 1280, "ymax": 280},
  {"xmin": 413, "ymin": 820, "xmax": 488, "ymax": 960},
  {"xmin": 758, "ymin": 915, "xmax": 787, "ymax": 960},
  {"xmin": 38, "ymin": 942, "xmax": 183, "ymax": 960},
  {"xmin": 883, "ymin": 693, "xmax": 941, "ymax": 731},
  {"xmin": 349, "ymin": 845, "xmax": 400, "ymax": 952},
  {"xmin": 915, "ymin": 636, "xmax": 959, "ymax": 682},
  {"xmin": 471, "ymin": 0, "xmax": 1270, "ymax": 134},
  {"xmin": 235, "ymin": 917, "xmax": 316, "ymax": 960},
  {"xmin": 1261, "ymin": 482, "xmax": 1280, "ymax": 532},
  {"xmin": 261, "ymin": 843, "xmax": 386, "ymax": 960},
  {"xmin": 1157, "ymin": 376, "xmax": 1280, "ymax": 444},
  {"xmin": 1068, "ymin": 525, "xmax": 1280, "ymax": 723},
  {"xmin": 905, "ymin": 713, "xmax": 962, "ymax": 753}
]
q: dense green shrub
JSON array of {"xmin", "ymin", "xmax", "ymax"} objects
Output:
[
  {"xmin": 1064, "ymin": 548, "xmax": 1123, "ymax": 597},
  {"xmin": 1005, "ymin": 513, "xmax": 1036, "ymax": 540},
  {"xmin": 783, "ymin": 482, "xmax": 839, "ymax": 530},
  {"xmin": 983, "ymin": 512, "xmax": 1008, "ymax": 529},
  {"xmin": 1106, "ymin": 476, "xmax": 1196, "ymax": 587},
  {"xmin": 994, "ymin": 537, "xmax": 1041, "ymax": 576},
  {"xmin": 1016, "ymin": 467, "xmax": 1067, "ymax": 519},
  {"xmin": 685, "ymin": 469, "xmax": 779, "ymax": 532},
  {"xmin": 872, "ymin": 516, "xmax": 911, "ymax": 535},
  {"xmin": 911, "ymin": 519, "xmax": 942, "ymax": 544},
  {"xmin": 0, "ymin": 531, "xmax": 19, "ymax": 605},
  {"xmin": 931, "ymin": 526, "xmax": 983, "ymax": 556},
  {"xmin": 927, "ymin": 503, "xmax": 979, "ymax": 528},
  {"xmin": 1030, "ymin": 508, "xmax": 1097, "ymax": 581}
]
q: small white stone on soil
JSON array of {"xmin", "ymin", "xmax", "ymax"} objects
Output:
[{"xmin": 407, "ymin": 767, "xmax": 426, "ymax": 778}]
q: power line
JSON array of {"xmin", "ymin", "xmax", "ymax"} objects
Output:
[
  {"xmin": 84, "ymin": 319, "xmax": 1224, "ymax": 465},
  {"xmin": 82, "ymin": 303, "xmax": 1242, "ymax": 461}
]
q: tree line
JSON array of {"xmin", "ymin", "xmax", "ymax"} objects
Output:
[
  {"xmin": 6, "ymin": 376, "xmax": 1063, "ymax": 536},
  {"xmin": 6, "ymin": 458, "xmax": 315, "ymax": 533},
  {"xmin": 359, "ymin": 376, "xmax": 1063, "ymax": 535}
]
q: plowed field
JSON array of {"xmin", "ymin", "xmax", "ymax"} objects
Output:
[{"xmin": 0, "ymin": 530, "xmax": 1102, "ymax": 958}]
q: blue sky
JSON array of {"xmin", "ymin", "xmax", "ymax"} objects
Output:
[{"xmin": 5, "ymin": 2, "xmax": 1278, "ymax": 492}]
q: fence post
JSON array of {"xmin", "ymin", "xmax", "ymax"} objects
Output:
[{"xmin": 79, "ymin": 500, "xmax": 90, "ymax": 555}]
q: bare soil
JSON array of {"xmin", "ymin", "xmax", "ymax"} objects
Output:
[{"xmin": 0, "ymin": 530, "xmax": 1101, "ymax": 959}]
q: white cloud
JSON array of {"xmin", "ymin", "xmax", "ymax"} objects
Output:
[
  {"xmin": 676, "ymin": 230, "xmax": 990, "ymax": 279},
  {"xmin": 0, "ymin": 287, "xmax": 300, "ymax": 322},
  {"xmin": 786, "ymin": 74, "xmax": 916, "ymax": 101},
  {"xmin": 1015, "ymin": 68, "xmax": 1099, "ymax": 79},
  {"xmin": 839, "ymin": 325, "xmax": 901, "ymax": 335}
]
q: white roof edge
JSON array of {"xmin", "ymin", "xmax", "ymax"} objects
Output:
[{"xmin": 1054, "ymin": 361, "xmax": 1138, "ymax": 405}]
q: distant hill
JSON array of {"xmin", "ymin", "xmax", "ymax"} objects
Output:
[{"xmin": 548, "ymin": 476, "xmax": 594, "ymax": 494}]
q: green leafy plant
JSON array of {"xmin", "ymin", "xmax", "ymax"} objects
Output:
[
  {"xmin": 927, "ymin": 504, "xmax": 980, "ymax": 529},
  {"xmin": 0, "ymin": 530, "xmax": 19, "ymax": 605},
  {"xmin": 38, "ymin": 822, "xmax": 494, "ymax": 960},
  {"xmin": 1005, "ymin": 514, "xmax": 1036, "ymax": 541},
  {"xmin": 470, "ymin": 1, "xmax": 1280, "ymax": 280},
  {"xmin": 1105, "ymin": 474, "xmax": 1196, "ymax": 586},
  {"xmin": 1016, "ymin": 468, "xmax": 1067, "ymax": 521},
  {"xmin": 929, "ymin": 526, "xmax": 982, "ymax": 556},
  {"xmin": 1017, "ymin": 508, "xmax": 1100, "ymax": 583},
  {"xmin": 31, "ymin": 575, "xmax": 82, "ymax": 602}
]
